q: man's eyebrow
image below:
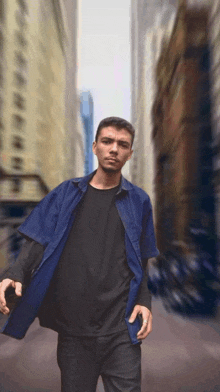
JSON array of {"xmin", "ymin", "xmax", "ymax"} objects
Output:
[{"xmin": 101, "ymin": 137, "xmax": 130, "ymax": 145}]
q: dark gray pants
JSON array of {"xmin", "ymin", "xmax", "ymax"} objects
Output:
[{"xmin": 57, "ymin": 330, "xmax": 141, "ymax": 392}]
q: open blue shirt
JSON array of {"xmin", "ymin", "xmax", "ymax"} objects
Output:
[{"xmin": 1, "ymin": 171, "xmax": 159, "ymax": 344}]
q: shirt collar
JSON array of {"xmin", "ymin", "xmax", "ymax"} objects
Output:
[{"xmin": 72, "ymin": 170, "xmax": 132, "ymax": 195}]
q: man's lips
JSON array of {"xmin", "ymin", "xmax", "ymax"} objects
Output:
[{"xmin": 106, "ymin": 158, "xmax": 119, "ymax": 162}]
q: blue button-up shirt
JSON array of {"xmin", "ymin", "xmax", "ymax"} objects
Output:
[{"xmin": 1, "ymin": 171, "xmax": 159, "ymax": 344}]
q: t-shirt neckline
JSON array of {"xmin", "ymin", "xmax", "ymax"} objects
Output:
[{"xmin": 88, "ymin": 183, "xmax": 119, "ymax": 192}]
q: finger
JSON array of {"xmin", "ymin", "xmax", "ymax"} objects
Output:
[
  {"xmin": 0, "ymin": 280, "xmax": 13, "ymax": 314},
  {"xmin": 0, "ymin": 295, "xmax": 10, "ymax": 314},
  {"xmin": 0, "ymin": 279, "xmax": 12, "ymax": 306},
  {"xmin": 0, "ymin": 304, "xmax": 10, "ymax": 315},
  {"xmin": 137, "ymin": 319, "xmax": 148, "ymax": 338},
  {"xmin": 137, "ymin": 316, "xmax": 152, "ymax": 339},
  {"xmin": 15, "ymin": 282, "xmax": 22, "ymax": 296},
  {"xmin": 137, "ymin": 326, "xmax": 150, "ymax": 339},
  {"xmin": 129, "ymin": 306, "xmax": 140, "ymax": 323}
]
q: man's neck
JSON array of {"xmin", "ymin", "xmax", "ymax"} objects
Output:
[{"xmin": 89, "ymin": 168, "xmax": 121, "ymax": 190}]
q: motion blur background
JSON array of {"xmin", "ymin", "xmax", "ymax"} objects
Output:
[{"xmin": 0, "ymin": 0, "xmax": 220, "ymax": 391}]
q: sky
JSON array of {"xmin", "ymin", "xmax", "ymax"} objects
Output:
[{"xmin": 79, "ymin": 0, "xmax": 131, "ymax": 135}]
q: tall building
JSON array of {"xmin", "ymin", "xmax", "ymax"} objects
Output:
[
  {"xmin": 148, "ymin": 0, "xmax": 220, "ymax": 261},
  {"xmin": 0, "ymin": 1, "xmax": 5, "ymax": 173},
  {"xmin": 80, "ymin": 91, "xmax": 93, "ymax": 175},
  {"xmin": 62, "ymin": 0, "xmax": 84, "ymax": 180},
  {"xmin": 152, "ymin": 1, "xmax": 215, "ymax": 255},
  {"xmin": 0, "ymin": 0, "xmax": 83, "ymax": 269},
  {"xmin": 1, "ymin": 0, "xmax": 67, "ymax": 200},
  {"xmin": 130, "ymin": 0, "xmax": 177, "ymax": 203},
  {"xmin": 151, "ymin": 0, "xmax": 220, "ymax": 316},
  {"xmin": 209, "ymin": 0, "xmax": 220, "ymax": 261}
]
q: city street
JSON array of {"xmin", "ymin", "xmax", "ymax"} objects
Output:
[
  {"xmin": 1, "ymin": 1, "xmax": 220, "ymax": 391},
  {"xmin": 0, "ymin": 299, "xmax": 219, "ymax": 392}
]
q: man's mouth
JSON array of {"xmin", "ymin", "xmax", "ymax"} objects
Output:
[{"xmin": 106, "ymin": 158, "xmax": 118, "ymax": 162}]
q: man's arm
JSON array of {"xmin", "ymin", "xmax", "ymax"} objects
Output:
[
  {"xmin": 0, "ymin": 238, "xmax": 45, "ymax": 314},
  {"xmin": 129, "ymin": 196, "xmax": 159, "ymax": 340},
  {"xmin": 0, "ymin": 238, "xmax": 45, "ymax": 283},
  {"xmin": 136, "ymin": 258, "xmax": 152, "ymax": 311},
  {"xmin": 129, "ymin": 258, "xmax": 152, "ymax": 340}
]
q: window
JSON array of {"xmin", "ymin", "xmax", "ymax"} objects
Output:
[
  {"xmin": 0, "ymin": 63, "xmax": 3, "ymax": 88},
  {"xmin": 12, "ymin": 114, "xmax": 25, "ymax": 130},
  {"xmin": 5, "ymin": 205, "xmax": 25, "ymax": 217},
  {"xmin": 12, "ymin": 135, "xmax": 24, "ymax": 149},
  {"xmin": 15, "ymin": 31, "xmax": 27, "ymax": 48},
  {"xmin": 0, "ymin": 118, "xmax": 4, "ymax": 129},
  {"xmin": 15, "ymin": 9, "xmax": 27, "ymax": 29},
  {"xmin": 160, "ymin": 156, "xmax": 171, "ymax": 186},
  {"xmin": 13, "ymin": 93, "xmax": 25, "ymax": 110},
  {"xmin": 0, "ymin": 0, "xmax": 4, "ymax": 23},
  {"xmin": 11, "ymin": 157, "xmax": 23, "ymax": 171},
  {"xmin": 14, "ymin": 71, "xmax": 27, "ymax": 88},
  {"xmin": 16, "ymin": 0, "xmax": 28, "ymax": 14},
  {"xmin": 11, "ymin": 178, "xmax": 22, "ymax": 193},
  {"xmin": 0, "ymin": 30, "xmax": 3, "ymax": 54},
  {"xmin": 15, "ymin": 51, "xmax": 27, "ymax": 69}
]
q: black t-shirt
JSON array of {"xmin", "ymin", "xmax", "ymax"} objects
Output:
[{"xmin": 54, "ymin": 184, "xmax": 134, "ymax": 336}]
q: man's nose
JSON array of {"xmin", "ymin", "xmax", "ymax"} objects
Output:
[{"xmin": 110, "ymin": 142, "xmax": 118, "ymax": 153}]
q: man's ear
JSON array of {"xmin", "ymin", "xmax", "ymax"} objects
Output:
[
  {"xmin": 92, "ymin": 141, "xmax": 97, "ymax": 155},
  {"xmin": 127, "ymin": 149, "xmax": 133, "ymax": 161}
]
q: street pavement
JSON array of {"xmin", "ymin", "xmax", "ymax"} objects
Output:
[{"xmin": 0, "ymin": 298, "xmax": 220, "ymax": 392}]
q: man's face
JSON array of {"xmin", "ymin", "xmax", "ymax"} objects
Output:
[{"xmin": 93, "ymin": 126, "xmax": 133, "ymax": 173}]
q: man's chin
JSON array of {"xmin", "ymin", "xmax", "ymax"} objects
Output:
[{"xmin": 102, "ymin": 165, "xmax": 121, "ymax": 173}]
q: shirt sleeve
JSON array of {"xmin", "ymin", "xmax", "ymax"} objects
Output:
[
  {"xmin": 140, "ymin": 197, "xmax": 159, "ymax": 260},
  {"xmin": 136, "ymin": 196, "xmax": 159, "ymax": 311},
  {"xmin": 0, "ymin": 238, "xmax": 45, "ymax": 285},
  {"xmin": 136, "ymin": 259, "xmax": 152, "ymax": 311},
  {"xmin": 17, "ymin": 181, "xmax": 67, "ymax": 247}
]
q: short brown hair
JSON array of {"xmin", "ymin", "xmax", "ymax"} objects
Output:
[{"xmin": 95, "ymin": 117, "xmax": 135, "ymax": 146}]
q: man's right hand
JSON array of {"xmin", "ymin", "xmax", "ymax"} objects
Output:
[{"xmin": 0, "ymin": 279, "xmax": 22, "ymax": 315}]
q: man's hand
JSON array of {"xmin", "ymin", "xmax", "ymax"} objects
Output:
[
  {"xmin": 129, "ymin": 305, "xmax": 152, "ymax": 340},
  {"xmin": 0, "ymin": 279, "xmax": 22, "ymax": 315}
]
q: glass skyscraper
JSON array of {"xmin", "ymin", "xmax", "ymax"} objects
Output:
[{"xmin": 80, "ymin": 91, "xmax": 94, "ymax": 175}]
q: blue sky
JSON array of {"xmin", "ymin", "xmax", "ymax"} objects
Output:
[{"xmin": 79, "ymin": 1, "xmax": 131, "ymax": 136}]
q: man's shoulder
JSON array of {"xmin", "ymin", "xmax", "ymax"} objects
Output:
[{"xmin": 124, "ymin": 178, "xmax": 150, "ymax": 203}]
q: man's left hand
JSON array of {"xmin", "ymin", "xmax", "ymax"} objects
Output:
[{"xmin": 129, "ymin": 305, "xmax": 152, "ymax": 340}]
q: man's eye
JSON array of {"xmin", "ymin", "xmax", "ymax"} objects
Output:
[{"xmin": 103, "ymin": 140, "xmax": 111, "ymax": 144}]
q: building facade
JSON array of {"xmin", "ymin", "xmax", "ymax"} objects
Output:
[
  {"xmin": 130, "ymin": 0, "xmax": 176, "ymax": 203},
  {"xmin": 209, "ymin": 0, "xmax": 220, "ymax": 262},
  {"xmin": 152, "ymin": 2, "xmax": 216, "ymax": 257},
  {"xmin": 62, "ymin": 0, "xmax": 84, "ymax": 180},
  {"xmin": 0, "ymin": 0, "xmax": 83, "ymax": 270}
]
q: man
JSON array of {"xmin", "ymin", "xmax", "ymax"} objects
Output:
[{"xmin": 0, "ymin": 117, "xmax": 159, "ymax": 392}]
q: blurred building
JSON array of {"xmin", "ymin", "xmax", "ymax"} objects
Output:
[
  {"xmin": 130, "ymin": 0, "xmax": 220, "ymax": 250},
  {"xmin": 130, "ymin": 0, "xmax": 177, "ymax": 203},
  {"xmin": 80, "ymin": 91, "xmax": 94, "ymax": 175},
  {"xmin": 210, "ymin": 0, "xmax": 220, "ymax": 263},
  {"xmin": 152, "ymin": 1, "xmax": 216, "ymax": 258},
  {"xmin": 0, "ymin": 0, "xmax": 83, "ymax": 269},
  {"xmin": 63, "ymin": 0, "xmax": 84, "ymax": 180}
]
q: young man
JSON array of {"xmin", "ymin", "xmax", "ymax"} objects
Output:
[{"xmin": 0, "ymin": 117, "xmax": 159, "ymax": 392}]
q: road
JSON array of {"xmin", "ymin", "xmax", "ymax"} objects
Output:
[{"xmin": 0, "ymin": 299, "xmax": 220, "ymax": 392}]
